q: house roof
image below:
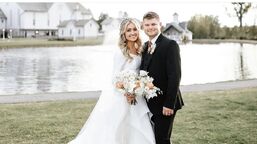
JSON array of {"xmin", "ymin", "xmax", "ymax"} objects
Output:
[
  {"xmin": 75, "ymin": 19, "xmax": 91, "ymax": 27},
  {"xmin": 163, "ymin": 22, "xmax": 184, "ymax": 33},
  {"xmin": 58, "ymin": 19, "xmax": 98, "ymax": 27},
  {"xmin": 101, "ymin": 17, "xmax": 126, "ymax": 25},
  {"xmin": 17, "ymin": 3, "xmax": 53, "ymax": 12},
  {"xmin": 16, "ymin": 3, "xmax": 91, "ymax": 15},
  {"xmin": 0, "ymin": 8, "xmax": 7, "ymax": 19},
  {"xmin": 66, "ymin": 3, "xmax": 92, "ymax": 15},
  {"xmin": 58, "ymin": 20, "xmax": 72, "ymax": 27},
  {"xmin": 101, "ymin": 17, "xmax": 114, "ymax": 25},
  {"xmin": 163, "ymin": 22, "xmax": 193, "ymax": 34}
]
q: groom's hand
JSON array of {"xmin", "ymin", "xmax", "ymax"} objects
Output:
[{"xmin": 163, "ymin": 107, "xmax": 174, "ymax": 116}]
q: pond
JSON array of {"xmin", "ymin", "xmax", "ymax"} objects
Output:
[{"xmin": 0, "ymin": 42, "xmax": 257, "ymax": 95}]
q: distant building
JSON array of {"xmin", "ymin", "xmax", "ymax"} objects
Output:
[
  {"xmin": 101, "ymin": 17, "xmax": 122, "ymax": 33},
  {"xmin": 0, "ymin": 8, "xmax": 7, "ymax": 37},
  {"xmin": 0, "ymin": 2, "xmax": 93, "ymax": 38},
  {"xmin": 101, "ymin": 11, "xmax": 128, "ymax": 33},
  {"xmin": 58, "ymin": 19, "xmax": 99, "ymax": 39},
  {"xmin": 163, "ymin": 13, "xmax": 192, "ymax": 42}
]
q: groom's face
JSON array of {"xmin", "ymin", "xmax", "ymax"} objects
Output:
[{"xmin": 142, "ymin": 18, "xmax": 161, "ymax": 39}]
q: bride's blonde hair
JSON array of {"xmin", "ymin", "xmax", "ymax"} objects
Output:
[{"xmin": 118, "ymin": 18, "xmax": 142, "ymax": 59}]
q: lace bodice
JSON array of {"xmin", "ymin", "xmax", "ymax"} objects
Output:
[
  {"xmin": 122, "ymin": 54, "xmax": 141, "ymax": 72},
  {"xmin": 113, "ymin": 50, "xmax": 141, "ymax": 77}
]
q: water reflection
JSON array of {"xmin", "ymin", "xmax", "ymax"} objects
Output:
[
  {"xmin": 236, "ymin": 43, "xmax": 249, "ymax": 79},
  {"xmin": 0, "ymin": 43, "xmax": 257, "ymax": 95},
  {"xmin": 179, "ymin": 43, "xmax": 257, "ymax": 85}
]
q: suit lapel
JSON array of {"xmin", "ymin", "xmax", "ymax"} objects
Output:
[{"xmin": 143, "ymin": 34, "xmax": 164, "ymax": 70}]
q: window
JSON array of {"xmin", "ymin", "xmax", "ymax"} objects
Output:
[
  {"xmin": 78, "ymin": 29, "xmax": 80, "ymax": 35},
  {"xmin": 70, "ymin": 29, "xmax": 72, "ymax": 35},
  {"xmin": 62, "ymin": 30, "xmax": 64, "ymax": 35}
]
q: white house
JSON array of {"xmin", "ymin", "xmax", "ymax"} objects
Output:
[
  {"xmin": 163, "ymin": 13, "xmax": 192, "ymax": 42},
  {"xmin": 101, "ymin": 11, "xmax": 129, "ymax": 33},
  {"xmin": 0, "ymin": 2, "xmax": 93, "ymax": 38},
  {"xmin": 0, "ymin": 8, "xmax": 7, "ymax": 37},
  {"xmin": 58, "ymin": 19, "xmax": 99, "ymax": 39},
  {"xmin": 101, "ymin": 17, "xmax": 122, "ymax": 33}
]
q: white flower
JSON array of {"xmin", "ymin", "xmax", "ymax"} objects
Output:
[
  {"xmin": 114, "ymin": 70, "xmax": 162, "ymax": 104},
  {"xmin": 139, "ymin": 70, "xmax": 148, "ymax": 77}
]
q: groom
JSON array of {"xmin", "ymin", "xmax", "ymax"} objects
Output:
[{"xmin": 140, "ymin": 11, "xmax": 184, "ymax": 144}]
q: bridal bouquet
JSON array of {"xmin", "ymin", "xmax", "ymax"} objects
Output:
[{"xmin": 114, "ymin": 70, "xmax": 162, "ymax": 105}]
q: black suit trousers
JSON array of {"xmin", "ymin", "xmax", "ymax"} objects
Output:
[{"xmin": 152, "ymin": 110, "xmax": 177, "ymax": 144}]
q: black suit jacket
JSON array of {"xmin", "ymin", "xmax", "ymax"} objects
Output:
[{"xmin": 140, "ymin": 34, "xmax": 184, "ymax": 115}]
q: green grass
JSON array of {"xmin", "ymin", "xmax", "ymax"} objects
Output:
[
  {"xmin": 0, "ymin": 37, "xmax": 104, "ymax": 49},
  {"xmin": 173, "ymin": 88, "xmax": 257, "ymax": 144},
  {"xmin": 0, "ymin": 88, "xmax": 257, "ymax": 144},
  {"xmin": 192, "ymin": 39, "xmax": 257, "ymax": 44}
]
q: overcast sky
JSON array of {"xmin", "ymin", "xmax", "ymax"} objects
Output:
[
  {"xmin": 81, "ymin": 0, "xmax": 257, "ymax": 27},
  {"xmin": 3, "ymin": 0, "xmax": 257, "ymax": 27}
]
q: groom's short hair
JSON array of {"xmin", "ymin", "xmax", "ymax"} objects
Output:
[{"xmin": 143, "ymin": 11, "xmax": 160, "ymax": 20}]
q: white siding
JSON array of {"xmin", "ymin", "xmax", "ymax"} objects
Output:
[
  {"xmin": 102, "ymin": 19, "xmax": 120, "ymax": 32},
  {"xmin": 20, "ymin": 12, "xmax": 48, "ymax": 29},
  {"xmin": 58, "ymin": 22, "xmax": 76, "ymax": 38},
  {"xmin": 58, "ymin": 20, "xmax": 99, "ymax": 39},
  {"xmin": 48, "ymin": 3, "xmax": 71, "ymax": 29},
  {"xmin": 0, "ymin": 18, "xmax": 6, "ymax": 29},
  {"xmin": 83, "ymin": 20, "xmax": 98, "ymax": 37},
  {"xmin": 0, "ymin": 2, "xmax": 94, "ymax": 37},
  {"xmin": 0, "ymin": 3, "xmax": 22, "ymax": 29}
]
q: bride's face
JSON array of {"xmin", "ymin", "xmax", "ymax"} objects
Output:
[{"xmin": 124, "ymin": 23, "xmax": 139, "ymax": 42}]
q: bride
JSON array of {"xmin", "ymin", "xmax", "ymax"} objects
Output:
[{"xmin": 68, "ymin": 18, "xmax": 155, "ymax": 144}]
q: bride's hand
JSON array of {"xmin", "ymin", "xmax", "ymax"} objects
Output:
[{"xmin": 124, "ymin": 93, "xmax": 135, "ymax": 103}]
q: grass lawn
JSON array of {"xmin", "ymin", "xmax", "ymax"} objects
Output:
[
  {"xmin": 0, "ymin": 37, "xmax": 103, "ymax": 49},
  {"xmin": 192, "ymin": 39, "xmax": 257, "ymax": 44},
  {"xmin": 0, "ymin": 87, "xmax": 256, "ymax": 144}
]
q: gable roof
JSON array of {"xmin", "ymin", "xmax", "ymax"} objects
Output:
[
  {"xmin": 101, "ymin": 17, "xmax": 126, "ymax": 25},
  {"xmin": 0, "ymin": 8, "xmax": 7, "ymax": 19},
  {"xmin": 16, "ymin": 3, "xmax": 91, "ymax": 15},
  {"xmin": 58, "ymin": 20, "xmax": 72, "ymax": 27},
  {"xmin": 66, "ymin": 3, "xmax": 92, "ymax": 15},
  {"xmin": 163, "ymin": 22, "xmax": 184, "ymax": 33},
  {"xmin": 75, "ymin": 19, "xmax": 91, "ymax": 27},
  {"xmin": 58, "ymin": 19, "xmax": 98, "ymax": 27},
  {"xmin": 163, "ymin": 22, "xmax": 192, "ymax": 34},
  {"xmin": 17, "ymin": 3, "xmax": 53, "ymax": 12}
]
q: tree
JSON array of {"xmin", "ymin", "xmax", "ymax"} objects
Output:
[
  {"xmin": 188, "ymin": 15, "xmax": 220, "ymax": 39},
  {"xmin": 97, "ymin": 13, "xmax": 109, "ymax": 31},
  {"xmin": 231, "ymin": 2, "xmax": 252, "ymax": 28}
]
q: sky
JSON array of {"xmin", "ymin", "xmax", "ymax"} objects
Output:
[
  {"xmin": 2, "ymin": 0, "xmax": 256, "ymax": 27},
  {"xmin": 80, "ymin": 0, "xmax": 257, "ymax": 27}
]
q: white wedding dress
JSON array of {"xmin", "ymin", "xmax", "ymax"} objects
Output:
[{"xmin": 68, "ymin": 50, "xmax": 155, "ymax": 144}]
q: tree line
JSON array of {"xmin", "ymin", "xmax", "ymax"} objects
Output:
[
  {"xmin": 187, "ymin": 15, "xmax": 257, "ymax": 40},
  {"xmin": 187, "ymin": 2, "xmax": 257, "ymax": 40}
]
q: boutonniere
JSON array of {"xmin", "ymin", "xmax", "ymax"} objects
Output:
[{"xmin": 149, "ymin": 43, "xmax": 156, "ymax": 54}]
